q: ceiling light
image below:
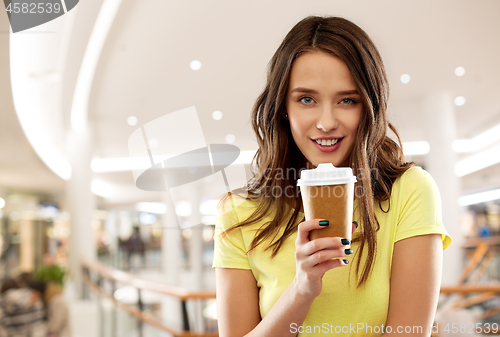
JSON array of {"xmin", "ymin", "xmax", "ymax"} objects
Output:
[
  {"xmin": 176, "ymin": 201, "xmax": 192, "ymax": 217},
  {"xmin": 454, "ymin": 67, "xmax": 466, "ymax": 77},
  {"xmin": 91, "ymin": 180, "xmax": 114, "ymax": 198},
  {"xmin": 201, "ymin": 215, "xmax": 216, "ymax": 225},
  {"xmin": 212, "ymin": 110, "xmax": 223, "ymax": 120},
  {"xmin": 127, "ymin": 116, "xmax": 138, "ymax": 126},
  {"xmin": 136, "ymin": 202, "xmax": 167, "ymax": 214},
  {"xmin": 200, "ymin": 199, "xmax": 219, "ymax": 215},
  {"xmin": 402, "ymin": 141, "xmax": 430, "ymax": 155},
  {"xmin": 454, "ymin": 96, "xmax": 466, "ymax": 106},
  {"xmin": 455, "ymin": 143, "xmax": 500, "ymax": 176},
  {"xmin": 139, "ymin": 212, "xmax": 157, "ymax": 225},
  {"xmin": 469, "ymin": 123, "xmax": 500, "ymax": 149},
  {"xmin": 0, "ymin": 198, "xmax": 5, "ymax": 209},
  {"xmin": 400, "ymin": 74, "xmax": 411, "ymax": 84},
  {"xmin": 190, "ymin": 60, "xmax": 202, "ymax": 71},
  {"xmin": 225, "ymin": 134, "xmax": 235, "ymax": 144},
  {"xmin": 452, "ymin": 139, "xmax": 477, "ymax": 153},
  {"xmin": 453, "ymin": 123, "xmax": 500, "ymax": 153},
  {"xmin": 458, "ymin": 189, "xmax": 500, "ymax": 206}
]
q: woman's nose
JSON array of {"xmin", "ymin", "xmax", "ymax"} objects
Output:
[{"xmin": 316, "ymin": 105, "xmax": 338, "ymax": 132}]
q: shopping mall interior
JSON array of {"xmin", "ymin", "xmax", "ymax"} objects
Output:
[{"xmin": 1, "ymin": 1, "xmax": 500, "ymax": 336}]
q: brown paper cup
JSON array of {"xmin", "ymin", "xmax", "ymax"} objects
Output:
[{"xmin": 300, "ymin": 183, "xmax": 354, "ymax": 242}]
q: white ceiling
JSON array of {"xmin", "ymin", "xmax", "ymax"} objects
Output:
[
  {"xmin": 0, "ymin": 16, "xmax": 65, "ymax": 196},
  {"xmin": 1, "ymin": 0, "xmax": 500, "ymax": 207}
]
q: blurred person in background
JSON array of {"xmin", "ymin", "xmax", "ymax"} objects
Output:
[
  {"xmin": 15, "ymin": 272, "xmax": 33, "ymax": 288},
  {"xmin": 29, "ymin": 281, "xmax": 70, "ymax": 337},
  {"xmin": 126, "ymin": 226, "xmax": 145, "ymax": 270},
  {"xmin": 0, "ymin": 278, "xmax": 47, "ymax": 337}
]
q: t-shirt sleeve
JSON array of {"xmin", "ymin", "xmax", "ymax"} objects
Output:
[
  {"xmin": 395, "ymin": 167, "xmax": 452, "ymax": 250},
  {"xmin": 212, "ymin": 196, "xmax": 252, "ymax": 270}
]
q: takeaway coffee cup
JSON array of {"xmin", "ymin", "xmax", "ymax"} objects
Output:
[{"xmin": 297, "ymin": 163, "xmax": 357, "ymax": 242}]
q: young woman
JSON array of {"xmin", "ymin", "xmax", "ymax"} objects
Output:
[{"xmin": 212, "ymin": 16, "xmax": 451, "ymax": 337}]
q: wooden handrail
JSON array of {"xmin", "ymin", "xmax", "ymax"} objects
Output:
[
  {"xmin": 471, "ymin": 250, "xmax": 495, "ymax": 283},
  {"xmin": 452, "ymin": 292, "xmax": 496, "ymax": 309},
  {"xmin": 438, "ymin": 241, "xmax": 500, "ymax": 322},
  {"xmin": 82, "ymin": 271, "xmax": 218, "ymax": 337},
  {"xmin": 440, "ymin": 284, "xmax": 500, "ymax": 294},
  {"xmin": 81, "ymin": 259, "xmax": 215, "ymax": 300},
  {"xmin": 458, "ymin": 243, "xmax": 489, "ymax": 284},
  {"xmin": 463, "ymin": 236, "xmax": 500, "ymax": 248}
]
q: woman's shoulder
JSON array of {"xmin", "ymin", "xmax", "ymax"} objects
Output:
[
  {"xmin": 216, "ymin": 192, "xmax": 261, "ymax": 228},
  {"xmin": 217, "ymin": 192, "xmax": 259, "ymax": 214},
  {"xmin": 393, "ymin": 165, "xmax": 440, "ymax": 200},
  {"xmin": 396, "ymin": 166, "xmax": 435, "ymax": 186}
]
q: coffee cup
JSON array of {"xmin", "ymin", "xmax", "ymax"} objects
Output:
[{"xmin": 297, "ymin": 163, "xmax": 357, "ymax": 243}]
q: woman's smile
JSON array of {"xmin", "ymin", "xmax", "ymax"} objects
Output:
[{"xmin": 311, "ymin": 137, "xmax": 344, "ymax": 152}]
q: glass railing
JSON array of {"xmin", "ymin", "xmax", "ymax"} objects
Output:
[{"xmin": 81, "ymin": 259, "xmax": 218, "ymax": 337}]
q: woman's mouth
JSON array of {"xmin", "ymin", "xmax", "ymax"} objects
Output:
[{"xmin": 311, "ymin": 137, "xmax": 344, "ymax": 152}]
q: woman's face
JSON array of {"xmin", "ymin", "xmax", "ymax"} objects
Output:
[{"xmin": 285, "ymin": 51, "xmax": 363, "ymax": 168}]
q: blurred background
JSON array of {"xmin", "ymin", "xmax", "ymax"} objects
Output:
[{"xmin": 1, "ymin": 0, "xmax": 499, "ymax": 336}]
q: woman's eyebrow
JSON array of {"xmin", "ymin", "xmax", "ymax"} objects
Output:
[
  {"xmin": 290, "ymin": 87, "xmax": 318, "ymax": 94},
  {"xmin": 336, "ymin": 89, "xmax": 360, "ymax": 95},
  {"xmin": 290, "ymin": 87, "xmax": 360, "ymax": 95}
]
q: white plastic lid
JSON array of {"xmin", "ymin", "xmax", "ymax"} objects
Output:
[{"xmin": 297, "ymin": 163, "xmax": 357, "ymax": 186}]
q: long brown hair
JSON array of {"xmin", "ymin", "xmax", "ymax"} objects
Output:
[{"xmin": 218, "ymin": 16, "xmax": 413, "ymax": 287}]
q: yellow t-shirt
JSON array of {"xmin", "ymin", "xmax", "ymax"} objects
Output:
[{"xmin": 212, "ymin": 166, "xmax": 452, "ymax": 336}]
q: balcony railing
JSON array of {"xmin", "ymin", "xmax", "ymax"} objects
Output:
[{"xmin": 81, "ymin": 259, "xmax": 218, "ymax": 337}]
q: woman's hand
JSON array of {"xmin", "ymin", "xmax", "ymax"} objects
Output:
[{"xmin": 292, "ymin": 219, "xmax": 357, "ymax": 299}]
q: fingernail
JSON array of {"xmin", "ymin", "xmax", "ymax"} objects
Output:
[
  {"xmin": 341, "ymin": 238, "xmax": 350, "ymax": 245},
  {"xmin": 343, "ymin": 259, "xmax": 349, "ymax": 265},
  {"xmin": 353, "ymin": 221, "xmax": 358, "ymax": 229},
  {"xmin": 344, "ymin": 249, "xmax": 353, "ymax": 255},
  {"xmin": 319, "ymin": 220, "xmax": 329, "ymax": 226}
]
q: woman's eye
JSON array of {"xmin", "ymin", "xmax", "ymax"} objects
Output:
[
  {"xmin": 299, "ymin": 97, "xmax": 314, "ymax": 104},
  {"xmin": 340, "ymin": 98, "xmax": 355, "ymax": 105}
]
